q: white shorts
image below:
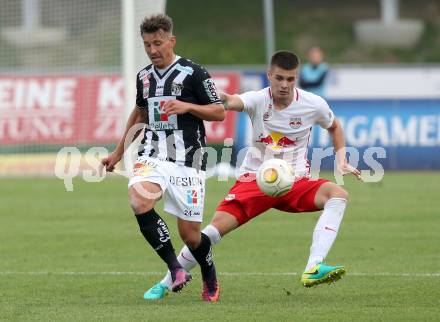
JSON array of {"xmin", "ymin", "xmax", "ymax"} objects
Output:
[{"xmin": 128, "ymin": 156, "xmax": 205, "ymax": 222}]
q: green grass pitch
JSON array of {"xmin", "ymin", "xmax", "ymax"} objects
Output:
[{"xmin": 1, "ymin": 172, "xmax": 439, "ymax": 321}]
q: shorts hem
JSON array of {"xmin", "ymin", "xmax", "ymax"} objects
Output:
[
  {"xmin": 127, "ymin": 176, "xmax": 166, "ymax": 192},
  {"xmin": 216, "ymin": 202, "xmax": 247, "ymax": 226},
  {"xmin": 164, "ymin": 207, "xmax": 203, "ymax": 222}
]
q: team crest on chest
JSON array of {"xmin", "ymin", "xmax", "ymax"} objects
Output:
[
  {"xmin": 263, "ymin": 104, "xmax": 273, "ymax": 121},
  {"xmin": 171, "ymin": 82, "xmax": 184, "ymax": 96},
  {"xmin": 289, "ymin": 117, "xmax": 302, "ymax": 129}
]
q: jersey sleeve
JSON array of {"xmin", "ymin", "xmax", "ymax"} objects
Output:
[
  {"xmin": 191, "ymin": 65, "xmax": 222, "ymax": 105},
  {"xmin": 315, "ymin": 96, "xmax": 335, "ymax": 129},
  {"xmin": 136, "ymin": 74, "xmax": 146, "ymax": 108},
  {"xmin": 239, "ymin": 90, "xmax": 262, "ymax": 116}
]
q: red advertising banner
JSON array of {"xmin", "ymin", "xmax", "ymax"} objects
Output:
[
  {"xmin": 0, "ymin": 76, "xmax": 83, "ymax": 145},
  {"xmin": 205, "ymin": 72, "xmax": 240, "ymax": 143},
  {"xmin": 0, "ymin": 72, "xmax": 240, "ymax": 146}
]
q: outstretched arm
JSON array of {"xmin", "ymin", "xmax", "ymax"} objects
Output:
[
  {"xmin": 163, "ymin": 101, "xmax": 225, "ymax": 121},
  {"xmin": 327, "ymin": 118, "xmax": 361, "ymax": 180},
  {"xmin": 101, "ymin": 106, "xmax": 146, "ymax": 172},
  {"xmin": 219, "ymin": 92, "xmax": 245, "ymax": 112}
]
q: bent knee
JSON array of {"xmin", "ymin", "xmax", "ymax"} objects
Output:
[
  {"xmin": 330, "ymin": 186, "xmax": 349, "ymax": 201},
  {"xmin": 181, "ymin": 234, "xmax": 201, "ymax": 249},
  {"xmin": 128, "ymin": 188, "xmax": 155, "ymax": 214},
  {"xmin": 129, "ymin": 196, "xmax": 154, "ymax": 214}
]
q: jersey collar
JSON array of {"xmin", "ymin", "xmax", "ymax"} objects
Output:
[
  {"xmin": 268, "ymin": 87, "xmax": 299, "ymax": 109},
  {"xmin": 153, "ymin": 55, "xmax": 181, "ymax": 80}
]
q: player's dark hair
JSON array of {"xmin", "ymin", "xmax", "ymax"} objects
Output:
[
  {"xmin": 270, "ymin": 51, "xmax": 300, "ymax": 70},
  {"xmin": 140, "ymin": 14, "xmax": 173, "ymax": 35}
]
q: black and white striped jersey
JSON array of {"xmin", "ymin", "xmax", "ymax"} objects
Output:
[{"xmin": 135, "ymin": 56, "xmax": 222, "ymax": 171}]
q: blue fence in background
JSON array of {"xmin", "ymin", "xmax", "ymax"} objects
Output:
[
  {"xmin": 235, "ymin": 75, "xmax": 440, "ymax": 170},
  {"xmin": 313, "ymin": 99, "xmax": 440, "ymax": 170}
]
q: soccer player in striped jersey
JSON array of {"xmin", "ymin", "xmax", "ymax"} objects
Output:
[
  {"xmin": 101, "ymin": 14, "xmax": 224, "ymax": 302},
  {"xmin": 144, "ymin": 50, "xmax": 361, "ymax": 300}
]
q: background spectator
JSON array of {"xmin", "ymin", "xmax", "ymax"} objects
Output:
[{"xmin": 299, "ymin": 46, "xmax": 329, "ymax": 97}]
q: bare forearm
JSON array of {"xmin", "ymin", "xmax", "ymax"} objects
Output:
[
  {"xmin": 114, "ymin": 107, "xmax": 145, "ymax": 155},
  {"xmin": 220, "ymin": 93, "xmax": 244, "ymax": 112},
  {"xmin": 188, "ymin": 103, "xmax": 225, "ymax": 121},
  {"xmin": 328, "ymin": 118, "xmax": 362, "ymax": 179},
  {"xmin": 328, "ymin": 119, "xmax": 346, "ymax": 164}
]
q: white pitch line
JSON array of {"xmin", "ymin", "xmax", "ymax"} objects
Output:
[{"xmin": 0, "ymin": 271, "xmax": 439, "ymax": 277}]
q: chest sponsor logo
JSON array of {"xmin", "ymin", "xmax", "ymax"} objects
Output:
[
  {"xmin": 147, "ymin": 96, "xmax": 178, "ymax": 130},
  {"xmin": 152, "ymin": 100, "xmax": 169, "ymax": 122},
  {"xmin": 224, "ymin": 193, "xmax": 235, "ymax": 201},
  {"xmin": 289, "ymin": 117, "xmax": 302, "ymax": 129},
  {"xmin": 256, "ymin": 131, "xmax": 296, "ymax": 149}
]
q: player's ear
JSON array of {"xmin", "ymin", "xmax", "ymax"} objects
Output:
[
  {"xmin": 169, "ymin": 35, "xmax": 176, "ymax": 47},
  {"xmin": 266, "ymin": 69, "xmax": 272, "ymax": 81}
]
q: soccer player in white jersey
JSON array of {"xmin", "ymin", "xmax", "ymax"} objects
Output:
[
  {"xmin": 144, "ymin": 50, "xmax": 361, "ymax": 300},
  {"xmin": 101, "ymin": 14, "xmax": 224, "ymax": 302}
]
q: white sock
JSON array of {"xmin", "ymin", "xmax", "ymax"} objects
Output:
[
  {"xmin": 305, "ymin": 198, "xmax": 347, "ymax": 272},
  {"xmin": 160, "ymin": 224, "xmax": 222, "ymax": 289}
]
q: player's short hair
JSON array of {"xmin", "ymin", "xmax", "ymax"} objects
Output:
[
  {"xmin": 140, "ymin": 14, "xmax": 173, "ymax": 35},
  {"xmin": 270, "ymin": 51, "xmax": 300, "ymax": 70}
]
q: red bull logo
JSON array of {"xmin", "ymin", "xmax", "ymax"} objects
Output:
[
  {"xmin": 256, "ymin": 132, "xmax": 296, "ymax": 149},
  {"xmin": 289, "ymin": 117, "xmax": 302, "ymax": 129}
]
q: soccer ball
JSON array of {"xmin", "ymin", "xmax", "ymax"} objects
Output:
[{"xmin": 256, "ymin": 159, "xmax": 295, "ymax": 197}]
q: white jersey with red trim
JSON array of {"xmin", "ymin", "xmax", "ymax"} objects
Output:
[{"xmin": 238, "ymin": 87, "xmax": 335, "ymax": 177}]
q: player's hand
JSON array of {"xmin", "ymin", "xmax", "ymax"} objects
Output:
[
  {"xmin": 163, "ymin": 100, "xmax": 190, "ymax": 115},
  {"xmin": 100, "ymin": 151, "xmax": 122, "ymax": 173},
  {"xmin": 219, "ymin": 91, "xmax": 227, "ymax": 102},
  {"xmin": 337, "ymin": 161, "xmax": 362, "ymax": 180}
]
